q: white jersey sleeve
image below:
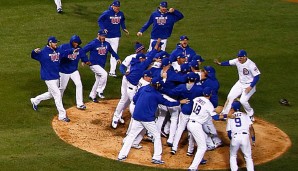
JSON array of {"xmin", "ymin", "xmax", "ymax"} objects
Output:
[{"xmin": 122, "ymin": 54, "xmax": 136, "ymax": 71}]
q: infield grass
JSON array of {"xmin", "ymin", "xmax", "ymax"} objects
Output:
[{"xmin": 0, "ymin": 0, "xmax": 297, "ymax": 170}]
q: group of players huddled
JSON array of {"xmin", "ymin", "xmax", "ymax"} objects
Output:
[{"xmin": 31, "ymin": 1, "xmax": 260, "ymax": 171}]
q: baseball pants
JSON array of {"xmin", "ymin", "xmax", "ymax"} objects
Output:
[
  {"xmin": 31, "ymin": 79, "xmax": 66, "ymax": 120},
  {"xmin": 59, "ymin": 71, "xmax": 84, "ymax": 108},
  {"xmin": 222, "ymin": 81, "xmax": 256, "ymax": 117},
  {"xmin": 105, "ymin": 37, "xmax": 119, "ymax": 75},
  {"xmin": 118, "ymin": 120, "xmax": 162, "ymax": 161},
  {"xmin": 172, "ymin": 113, "xmax": 190, "ymax": 151},
  {"xmin": 112, "ymin": 76, "xmax": 130, "ymax": 122},
  {"xmin": 89, "ymin": 65, "xmax": 107, "ymax": 98},
  {"xmin": 54, "ymin": 0, "xmax": 62, "ymax": 10},
  {"xmin": 148, "ymin": 39, "xmax": 167, "ymax": 52},
  {"xmin": 187, "ymin": 120, "xmax": 207, "ymax": 170},
  {"xmin": 230, "ymin": 132, "xmax": 254, "ymax": 171}
]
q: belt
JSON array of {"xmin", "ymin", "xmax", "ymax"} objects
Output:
[{"xmin": 234, "ymin": 132, "xmax": 247, "ymax": 135}]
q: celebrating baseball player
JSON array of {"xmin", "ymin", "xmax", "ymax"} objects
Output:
[
  {"xmin": 54, "ymin": 0, "xmax": 62, "ymax": 13},
  {"xmin": 58, "ymin": 35, "xmax": 90, "ymax": 110},
  {"xmin": 111, "ymin": 42, "xmax": 146, "ymax": 129},
  {"xmin": 98, "ymin": 0, "xmax": 129, "ymax": 77},
  {"xmin": 30, "ymin": 36, "xmax": 70, "ymax": 122},
  {"xmin": 137, "ymin": 1, "xmax": 184, "ymax": 51},
  {"xmin": 82, "ymin": 30, "xmax": 121, "ymax": 102},
  {"xmin": 214, "ymin": 49, "xmax": 261, "ymax": 121},
  {"xmin": 226, "ymin": 101, "xmax": 255, "ymax": 171},
  {"xmin": 117, "ymin": 78, "xmax": 189, "ymax": 164},
  {"xmin": 187, "ymin": 87, "xmax": 228, "ymax": 170}
]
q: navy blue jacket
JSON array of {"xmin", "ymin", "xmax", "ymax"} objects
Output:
[
  {"xmin": 82, "ymin": 39, "xmax": 119, "ymax": 68},
  {"xmin": 133, "ymin": 85, "xmax": 180, "ymax": 122},
  {"xmin": 98, "ymin": 6, "xmax": 127, "ymax": 38},
  {"xmin": 31, "ymin": 46, "xmax": 62, "ymax": 80},
  {"xmin": 139, "ymin": 9, "xmax": 184, "ymax": 39}
]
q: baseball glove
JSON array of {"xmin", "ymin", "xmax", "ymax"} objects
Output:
[{"xmin": 279, "ymin": 98, "xmax": 290, "ymax": 106}]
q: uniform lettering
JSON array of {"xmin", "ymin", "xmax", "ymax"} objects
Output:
[
  {"xmin": 155, "ymin": 16, "xmax": 167, "ymax": 25},
  {"xmin": 96, "ymin": 46, "xmax": 107, "ymax": 55},
  {"xmin": 49, "ymin": 52, "xmax": 59, "ymax": 62},
  {"xmin": 68, "ymin": 52, "xmax": 79, "ymax": 60},
  {"xmin": 243, "ymin": 68, "xmax": 249, "ymax": 75},
  {"xmin": 110, "ymin": 16, "xmax": 121, "ymax": 24}
]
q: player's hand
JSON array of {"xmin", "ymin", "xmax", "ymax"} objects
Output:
[
  {"xmin": 73, "ymin": 48, "xmax": 80, "ymax": 53},
  {"xmin": 34, "ymin": 48, "xmax": 41, "ymax": 53},
  {"xmin": 137, "ymin": 32, "xmax": 143, "ymax": 37},
  {"xmin": 214, "ymin": 58, "xmax": 221, "ymax": 65},
  {"xmin": 169, "ymin": 8, "xmax": 175, "ymax": 13},
  {"xmin": 103, "ymin": 29, "xmax": 108, "ymax": 34},
  {"xmin": 117, "ymin": 59, "xmax": 122, "ymax": 64},
  {"xmin": 161, "ymin": 72, "xmax": 167, "ymax": 79},
  {"xmin": 245, "ymin": 86, "xmax": 252, "ymax": 94},
  {"xmin": 180, "ymin": 98, "xmax": 190, "ymax": 104},
  {"xmin": 123, "ymin": 29, "xmax": 129, "ymax": 36}
]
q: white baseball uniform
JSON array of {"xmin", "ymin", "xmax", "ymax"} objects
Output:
[
  {"xmin": 226, "ymin": 111, "xmax": 254, "ymax": 171},
  {"xmin": 112, "ymin": 54, "xmax": 136, "ymax": 125},
  {"xmin": 221, "ymin": 58, "xmax": 261, "ymax": 117},
  {"xmin": 89, "ymin": 65, "xmax": 108, "ymax": 98},
  {"xmin": 106, "ymin": 37, "xmax": 120, "ymax": 75},
  {"xmin": 148, "ymin": 39, "xmax": 167, "ymax": 52},
  {"xmin": 187, "ymin": 96, "xmax": 217, "ymax": 170},
  {"xmin": 54, "ymin": 0, "xmax": 62, "ymax": 10}
]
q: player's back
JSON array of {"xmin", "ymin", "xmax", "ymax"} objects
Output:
[{"xmin": 227, "ymin": 111, "xmax": 252, "ymax": 134}]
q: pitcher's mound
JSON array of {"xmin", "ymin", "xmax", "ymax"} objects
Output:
[{"xmin": 52, "ymin": 99, "xmax": 291, "ymax": 170}]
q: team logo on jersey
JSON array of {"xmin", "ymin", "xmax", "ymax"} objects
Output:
[
  {"xmin": 254, "ymin": 67, "xmax": 259, "ymax": 73},
  {"xmin": 110, "ymin": 16, "xmax": 121, "ymax": 24},
  {"xmin": 68, "ymin": 52, "xmax": 79, "ymax": 60},
  {"xmin": 243, "ymin": 68, "xmax": 249, "ymax": 75},
  {"xmin": 155, "ymin": 16, "xmax": 167, "ymax": 25},
  {"xmin": 49, "ymin": 52, "xmax": 59, "ymax": 62},
  {"xmin": 96, "ymin": 46, "xmax": 107, "ymax": 55}
]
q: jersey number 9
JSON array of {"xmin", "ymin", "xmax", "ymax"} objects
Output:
[{"xmin": 234, "ymin": 118, "xmax": 242, "ymax": 127}]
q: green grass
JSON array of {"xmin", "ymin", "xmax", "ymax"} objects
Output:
[{"xmin": 0, "ymin": 0, "xmax": 297, "ymax": 170}]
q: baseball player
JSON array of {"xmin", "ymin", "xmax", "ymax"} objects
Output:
[
  {"xmin": 54, "ymin": 0, "xmax": 62, "ymax": 13},
  {"xmin": 214, "ymin": 49, "xmax": 261, "ymax": 121},
  {"xmin": 30, "ymin": 36, "xmax": 70, "ymax": 122},
  {"xmin": 82, "ymin": 30, "xmax": 121, "ymax": 102},
  {"xmin": 226, "ymin": 101, "xmax": 255, "ymax": 171},
  {"xmin": 170, "ymin": 35, "xmax": 204, "ymax": 64},
  {"xmin": 98, "ymin": 0, "xmax": 129, "ymax": 77},
  {"xmin": 111, "ymin": 42, "xmax": 146, "ymax": 128},
  {"xmin": 117, "ymin": 78, "xmax": 189, "ymax": 164},
  {"xmin": 187, "ymin": 87, "xmax": 228, "ymax": 170},
  {"xmin": 58, "ymin": 35, "xmax": 90, "ymax": 110},
  {"xmin": 137, "ymin": 1, "xmax": 184, "ymax": 51}
]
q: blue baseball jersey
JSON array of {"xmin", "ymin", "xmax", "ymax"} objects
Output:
[
  {"xmin": 82, "ymin": 39, "xmax": 119, "ymax": 68},
  {"xmin": 133, "ymin": 85, "xmax": 180, "ymax": 122},
  {"xmin": 126, "ymin": 50, "xmax": 158, "ymax": 86},
  {"xmin": 139, "ymin": 9, "xmax": 184, "ymax": 39},
  {"xmin": 201, "ymin": 76, "xmax": 220, "ymax": 108},
  {"xmin": 163, "ymin": 83, "xmax": 203, "ymax": 115},
  {"xmin": 58, "ymin": 43, "xmax": 89, "ymax": 74},
  {"xmin": 31, "ymin": 46, "xmax": 61, "ymax": 80},
  {"xmin": 98, "ymin": 7, "xmax": 127, "ymax": 38},
  {"xmin": 170, "ymin": 44, "xmax": 197, "ymax": 63}
]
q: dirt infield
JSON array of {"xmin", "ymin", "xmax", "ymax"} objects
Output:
[{"xmin": 52, "ymin": 99, "xmax": 291, "ymax": 170}]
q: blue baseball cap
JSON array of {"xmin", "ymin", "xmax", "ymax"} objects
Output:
[
  {"xmin": 98, "ymin": 30, "xmax": 107, "ymax": 36},
  {"xmin": 161, "ymin": 58, "xmax": 171, "ymax": 67},
  {"xmin": 204, "ymin": 66, "xmax": 216, "ymax": 74},
  {"xmin": 160, "ymin": 1, "xmax": 167, "ymax": 8},
  {"xmin": 180, "ymin": 35, "xmax": 189, "ymax": 41},
  {"xmin": 151, "ymin": 41, "xmax": 164, "ymax": 48},
  {"xmin": 231, "ymin": 101, "xmax": 241, "ymax": 111},
  {"xmin": 151, "ymin": 77, "xmax": 161, "ymax": 85},
  {"xmin": 180, "ymin": 63, "xmax": 190, "ymax": 73},
  {"xmin": 203, "ymin": 87, "xmax": 212, "ymax": 96},
  {"xmin": 48, "ymin": 36, "xmax": 59, "ymax": 43},
  {"xmin": 187, "ymin": 72, "xmax": 198, "ymax": 82},
  {"xmin": 190, "ymin": 60, "xmax": 199, "ymax": 68},
  {"xmin": 135, "ymin": 53, "xmax": 146, "ymax": 60},
  {"xmin": 112, "ymin": 0, "xmax": 120, "ymax": 7},
  {"xmin": 143, "ymin": 70, "xmax": 153, "ymax": 78},
  {"xmin": 192, "ymin": 54, "xmax": 204, "ymax": 62},
  {"xmin": 177, "ymin": 53, "xmax": 186, "ymax": 59},
  {"xmin": 237, "ymin": 49, "xmax": 247, "ymax": 57}
]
